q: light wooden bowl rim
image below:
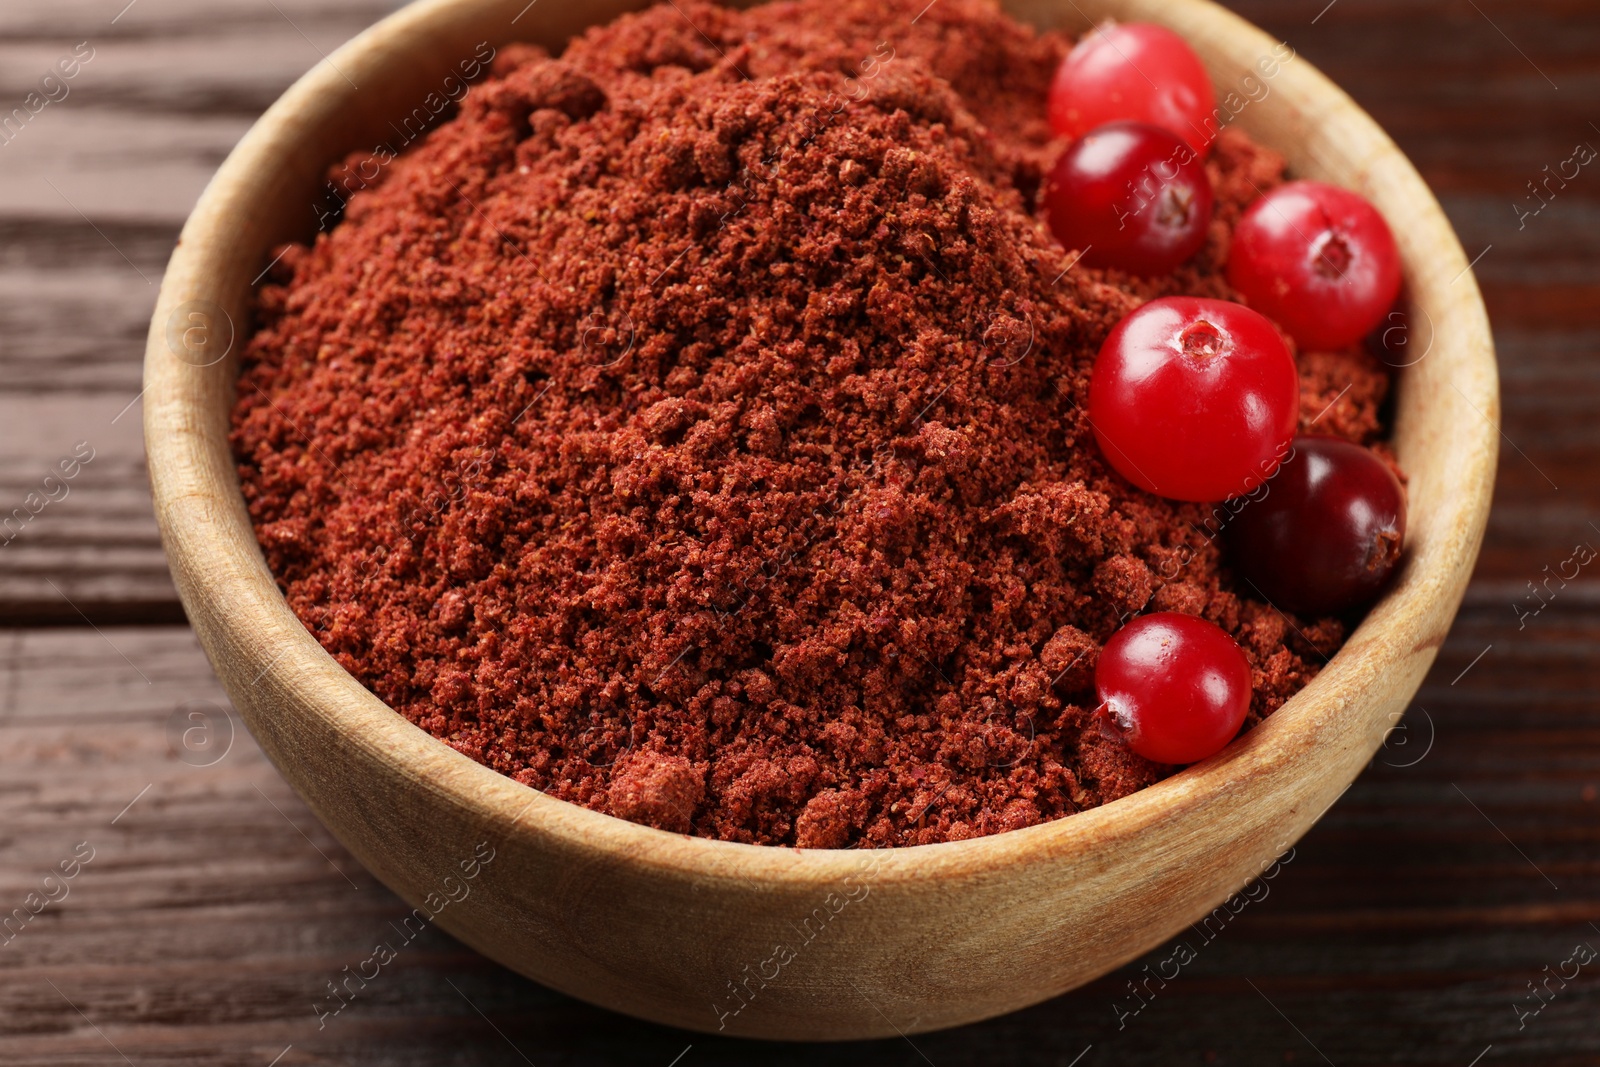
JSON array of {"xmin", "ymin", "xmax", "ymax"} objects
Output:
[{"xmin": 143, "ymin": 0, "xmax": 1497, "ymax": 894}]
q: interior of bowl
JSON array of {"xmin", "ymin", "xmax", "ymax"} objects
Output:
[{"xmin": 144, "ymin": 0, "xmax": 1498, "ymax": 884}]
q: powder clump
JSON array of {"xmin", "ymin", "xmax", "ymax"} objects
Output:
[{"xmin": 607, "ymin": 752, "xmax": 706, "ymax": 833}]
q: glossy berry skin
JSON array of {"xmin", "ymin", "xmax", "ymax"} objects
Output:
[
  {"xmin": 1045, "ymin": 121, "xmax": 1214, "ymax": 277},
  {"xmin": 1226, "ymin": 434, "xmax": 1407, "ymax": 616},
  {"xmin": 1088, "ymin": 296, "xmax": 1299, "ymax": 502},
  {"xmin": 1048, "ymin": 23, "xmax": 1217, "ymax": 153},
  {"xmin": 1095, "ymin": 612, "xmax": 1253, "ymax": 765},
  {"xmin": 1228, "ymin": 180, "xmax": 1402, "ymax": 351}
]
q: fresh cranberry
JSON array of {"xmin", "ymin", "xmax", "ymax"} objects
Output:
[
  {"xmin": 1048, "ymin": 23, "xmax": 1217, "ymax": 153},
  {"xmin": 1044, "ymin": 121, "xmax": 1214, "ymax": 277},
  {"xmin": 1227, "ymin": 180, "xmax": 1403, "ymax": 351},
  {"xmin": 1095, "ymin": 612, "xmax": 1252, "ymax": 765},
  {"xmin": 1087, "ymin": 296, "xmax": 1299, "ymax": 502},
  {"xmin": 1226, "ymin": 434, "xmax": 1407, "ymax": 615}
]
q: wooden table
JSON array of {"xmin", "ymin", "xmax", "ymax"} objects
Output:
[{"xmin": 2, "ymin": 0, "xmax": 1595, "ymax": 1063}]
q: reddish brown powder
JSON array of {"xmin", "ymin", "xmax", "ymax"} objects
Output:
[{"xmin": 231, "ymin": 0, "xmax": 1388, "ymax": 847}]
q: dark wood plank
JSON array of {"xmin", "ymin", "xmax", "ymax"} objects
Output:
[{"xmin": 0, "ymin": 0, "xmax": 391, "ymax": 622}]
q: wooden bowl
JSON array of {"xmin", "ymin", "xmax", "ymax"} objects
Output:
[{"xmin": 143, "ymin": 0, "xmax": 1498, "ymax": 1041}]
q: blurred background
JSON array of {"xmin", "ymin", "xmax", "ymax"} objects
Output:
[{"xmin": 1, "ymin": 0, "xmax": 1596, "ymax": 1063}]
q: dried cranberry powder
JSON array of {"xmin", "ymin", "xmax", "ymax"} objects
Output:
[{"xmin": 232, "ymin": 0, "xmax": 1391, "ymax": 848}]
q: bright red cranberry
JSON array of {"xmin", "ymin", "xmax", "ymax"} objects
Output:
[
  {"xmin": 1227, "ymin": 180, "xmax": 1403, "ymax": 351},
  {"xmin": 1045, "ymin": 121, "xmax": 1214, "ymax": 277},
  {"xmin": 1226, "ymin": 434, "xmax": 1407, "ymax": 616},
  {"xmin": 1095, "ymin": 612, "xmax": 1252, "ymax": 765},
  {"xmin": 1048, "ymin": 23, "xmax": 1217, "ymax": 153},
  {"xmin": 1087, "ymin": 296, "xmax": 1299, "ymax": 502}
]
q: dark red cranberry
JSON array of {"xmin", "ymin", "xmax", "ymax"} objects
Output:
[{"xmin": 1226, "ymin": 434, "xmax": 1407, "ymax": 615}]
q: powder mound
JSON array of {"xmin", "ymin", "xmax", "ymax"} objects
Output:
[{"xmin": 231, "ymin": 0, "xmax": 1389, "ymax": 848}]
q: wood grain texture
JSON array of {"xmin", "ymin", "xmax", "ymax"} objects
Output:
[
  {"xmin": 1, "ymin": 0, "xmax": 1596, "ymax": 1061},
  {"xmin": 0, "ymin": 0, "xmax": 394, "ymax": 620}
]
